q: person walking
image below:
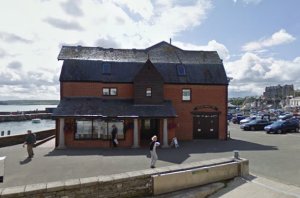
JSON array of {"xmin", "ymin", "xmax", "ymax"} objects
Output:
[
  {"xmin": 150, "ymin": 135, "xmax": 160, "ymax": 168},
  {"xmin": 111, "ymin": 124, "xmax": 118, "ymax": 147},
  {"xmin": 23, "ymin": 130, "xmax": 36, "ymax": 158}
]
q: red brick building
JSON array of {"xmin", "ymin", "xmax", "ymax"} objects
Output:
[{"xmin": 53, "ymin": 41, "xmax": 229, "ymax": 148}]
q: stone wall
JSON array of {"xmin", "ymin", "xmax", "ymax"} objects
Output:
[
  {"xmin": 0, "ymin": 158, "xmax": 249, "ymax": 198},
  {"xmin": 0, "ymin": 171, "xmax": 153, "ymax": 198},
  {"xmin": 0, "ymin": 157, "xmax": 249, "ymax": 198},
  {"xmin": 0, "ymin": 129, "xmax": 55, "ymax": 147}
]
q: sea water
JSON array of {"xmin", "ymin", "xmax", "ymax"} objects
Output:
[
  {"xmin": 0, "ymin": 119, "xmax": 55, "ymax": 137},
  {"xmin": 0, "ymin": 105, "xmax": 56, "ymax": 137}
]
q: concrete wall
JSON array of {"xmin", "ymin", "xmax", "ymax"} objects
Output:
[
  {"xmin": 0, "ymin": 157, "xmax": 249, "ymax": 198},
  {"xmin": 0, "ymin": 129, "xmax": 55, "ymax": 147},
  {"xmin": 153, "ymin": 161, "xmax": 239, "ymax": 195}
]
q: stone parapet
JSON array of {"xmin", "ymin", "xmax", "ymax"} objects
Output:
[{"xmin": 0, "ymin": 157, "xmax": 249, "ymax": 198}]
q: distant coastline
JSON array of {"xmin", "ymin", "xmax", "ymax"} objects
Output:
[{"xmin": 0, "ymin": 100, "xmax": 59, "ymax": 105}]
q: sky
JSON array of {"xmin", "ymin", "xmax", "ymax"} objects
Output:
[{"xmin": 0, "ymin": 0, "xmax": 300, "ymax": 100}]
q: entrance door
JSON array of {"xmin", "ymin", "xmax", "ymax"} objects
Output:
[
  {"xmin": 193, "ymin": 113, "xmax": 219, "ymax": 139},
  {"xmin": 141, "ymin": 119, "xmax": 160, "ymax": 143}
]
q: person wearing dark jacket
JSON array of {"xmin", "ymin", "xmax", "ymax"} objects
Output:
[
  {"xmin": 111, "ymin": 124, "xmax": 118, "ymax": 147},
  {"xmin": 23, "ymin": 130, "xmax": 36, "ymax": 158}
]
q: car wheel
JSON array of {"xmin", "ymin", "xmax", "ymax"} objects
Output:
[
  {"xmin": 277, "ymin": 129, "xmax": 282, "ymax": 134},
  {"xmin": 251, "ymin": 126, "xmax": 255, "ymax": 131},
  {"xmin": 295, "ymin": 128, "xmax": 299, "ymax": 133},
  {"xmin": 266, "ymin": 131, "xmax": 270, "ymax": 134}
]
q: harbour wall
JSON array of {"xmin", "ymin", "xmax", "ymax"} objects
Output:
[
  {"xmin": 0, "ymin": 113, "xmax": 52, "ymax": 122},
  {"xmin": 0, "ymin": 129, "xmax": 55, "ymax": 147}
]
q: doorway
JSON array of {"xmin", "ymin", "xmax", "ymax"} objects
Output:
[
  {"xmin": 140, "ymin": 119, "xmax": 160, "ymax": 144},
  {"xmin": 193, "ymin": 113, "xmax": 219, "ymax": 139}
]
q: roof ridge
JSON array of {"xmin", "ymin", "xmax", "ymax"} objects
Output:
[{"xmin": 146, "ymin": 41, "xmax": 183, "ymax": 51}]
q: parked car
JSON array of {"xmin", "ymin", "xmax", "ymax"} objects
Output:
[
  {"xmin": 240, "ymin": 119, "xmax": 272, "ymax": 131},
  {"xmin": 239, "ymin": 116, "xmax": 256, "ymax": 125},
  {"xmin": 264, "ymin": 119, "xmax": 300, "ymax": 134},
  {"xmin": 232, "ymin": 114, "xmax": 246, "ymax": 124},
  {"xmin": 278, "ymin": 113, "xmax": 293, "ymax": 120}
]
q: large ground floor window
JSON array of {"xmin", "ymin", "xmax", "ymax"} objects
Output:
[{"xmin": 75, "ymin": 119, "xmax": 124, "ymax": 140}]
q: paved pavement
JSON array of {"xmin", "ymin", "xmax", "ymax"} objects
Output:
[
  {"xmin": 209, "ymin": 176, "xmax": 300, "ymax": 198},
  {"xmin": 0, "ymin": 124, "xmax": 300, "ymax": 197}
]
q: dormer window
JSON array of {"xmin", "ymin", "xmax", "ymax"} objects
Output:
[
  {"xmin": 177, "ymin": 64, "xmax": 186, "ymax": 76},
  {"xmin": 146, "ymin": 87, "xmax": 152, "ymax": 97},
  {"xmin": 102, "ymin": 63, "xmax": 111, "ymax": 74}
]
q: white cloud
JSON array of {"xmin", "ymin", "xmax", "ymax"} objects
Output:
[
  {"xmin": 173, "ymin": 40, "xmax": 230, "ymax": 60},
  {"xmin": 0, "ymin": 0, "xmax": 213, "ymax": 99},
  {"xmin": 242, "ymin": 29, "xmax": 296, "ymax": 51},
  {"xmin": 113, "ymin": 0, "xmax": 154, "ymax": 20},
  {"xmin": 233, "ymin": 0, "xmax": 263, "ymax": 4},
  {"xmin": 225, "ymin": 53, "xmax": 300, "ymax": 97}
]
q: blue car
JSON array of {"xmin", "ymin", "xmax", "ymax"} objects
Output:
[
  {"xmin": 241, "ymin": 119, "xmax": 272, "ymax": 131},
  {"xmin": 232, "ymin": 114, "xmax": 246, "ymax": 124},
  {"xmin": 264, "ymin": 119, "xmax": 300, "ymax": 134}
]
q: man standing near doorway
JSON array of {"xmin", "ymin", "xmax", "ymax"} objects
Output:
[
  {"xmin": 23, "ymin": 130, "xmax": 36, "ymax": 158},
  {"xmin": 111, "ymin": 124, "xmax": 118, "ymax": 147}
]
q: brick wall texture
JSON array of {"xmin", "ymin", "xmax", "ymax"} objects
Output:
[{"xmin": 59, "ymin": 82, "xmax": 227, "ymax": 147}]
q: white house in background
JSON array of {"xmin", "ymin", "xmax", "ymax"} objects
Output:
[{"xmin": 288, "ymin": 97, "xmax": 300, "ymax": 107}]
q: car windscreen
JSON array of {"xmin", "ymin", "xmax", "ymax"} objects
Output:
[
  {"xmin": 248, "ymin": 120, "xmax": 258, "ymax": 124},
  {"xmin": 271, "ymin": 121, "xmax": 284, "ymax": 127}
]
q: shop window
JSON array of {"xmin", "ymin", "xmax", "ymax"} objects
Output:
[
  {"xmin": 75, "ymin": 119, "xmax": 124, "ymax": 140},
  {"xmin": 108, "ymin": 121, "xmax": 124, "ymax": 139},
  {"xmin": 75, "ymin": 120, "xmax": 92, "ymax": 139}
]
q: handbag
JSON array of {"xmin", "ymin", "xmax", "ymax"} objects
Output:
[{"xmin": 114, "ymin": 139, "xmax": 119, "ymax": 145}]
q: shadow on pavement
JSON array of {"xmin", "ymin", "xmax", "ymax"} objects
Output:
[
  {"xmin": 209, "ymin": 177, "xmax": 248, "ymax": 198},
  {"xmin": 19, "ymin": 157, "xmax": 32, "ymax": 165},
  {"xmin": 44, "ymin": 138, "xmax": 277, "ymax": 164}
]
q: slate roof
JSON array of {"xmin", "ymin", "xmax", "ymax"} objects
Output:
[
  {"xmin": 52, "ymin": 97, "xmax": 177, "ymax": 118},
  {"xmin": 58, "ymin": 41, "xmax": 228, "ymax": 85},
  {"xmin": 58, "ymin": 41, "xmax": 222, "ymax": 64}
]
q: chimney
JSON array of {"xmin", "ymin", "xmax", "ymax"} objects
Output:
[{"xmin": 169, "ymin": 38, "xmax": 172, "ymax": 44}]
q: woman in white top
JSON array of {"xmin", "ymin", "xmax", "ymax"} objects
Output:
[{"xmin": 149, "ymin": 135, "xmax": 160, "ymax": 168}]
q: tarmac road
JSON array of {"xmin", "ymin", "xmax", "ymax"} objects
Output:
[
  {"xmin": 0, "ymin": 123, "xmax": 299, "ymax": 188},
  {"xmin": 229, "ymin": 123, "xmax": 300, "ymax": 187}
]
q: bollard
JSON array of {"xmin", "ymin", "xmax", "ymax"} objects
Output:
[
  {"xmin": 234, "ymin": 150, "xmax": 240, "ymax": 159},
  {"xmin": 1, "ymin": 131, "xmax": 4, "ymax": 136},
  {"xmin": 7, "ymin": 130, "xmax": 10, "ymax": 135}
]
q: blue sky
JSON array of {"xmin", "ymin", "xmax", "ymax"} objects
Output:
[{"xmin": 0, "ymin": 0, "xmax": 299, "ymax": 99}]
